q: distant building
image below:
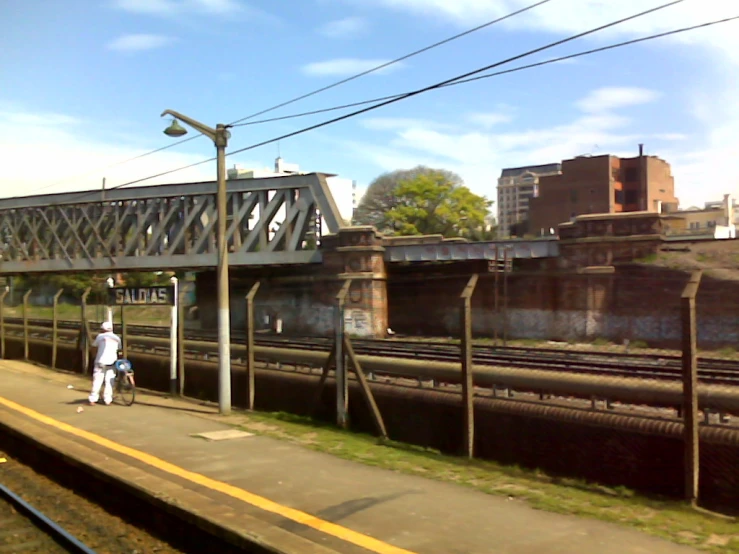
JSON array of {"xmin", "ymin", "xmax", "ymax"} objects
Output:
[
  {"xmin": 497, "ymin": 163, "xmax": 562, "ymax": 238},
  {"xmin": 227, "ymin": 157, "xmax": 355, "ymax": 225},
  {"xmin": 672, "ymin": 194, "xmax": 736, "ymax": 239},
  {"xmin": 528, "ymin": 145, "xmax": 679, "ymax": 237}
]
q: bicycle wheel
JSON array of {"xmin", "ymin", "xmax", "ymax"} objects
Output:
[{"xmin": 117, "ymin": 373, "xmax": 136, "ymax": 406}]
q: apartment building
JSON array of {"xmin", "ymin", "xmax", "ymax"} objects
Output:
[
  {"xmin": 496, "ymin": 163, "xmax": 562, "ymax": 238},
  {"xmin": 528, "ymin": 146, "xmax": 678, "ymax": 236}
]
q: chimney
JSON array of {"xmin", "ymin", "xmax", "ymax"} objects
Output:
[{"xmin": 638, "ymin": 143, "xmax": 644, "ymax": 157}]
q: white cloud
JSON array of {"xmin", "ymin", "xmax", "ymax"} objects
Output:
[
  {"xmin": 339, "ymin": 1, "xmax": 739, "ymax": 209},
  {"xmin": 362, "ymin": 0, "xmax": 739, "ymax": 59},
  {"xmin": 0, "ymin": 110, "xmax": 80, "ymax": 126},
  {"xmin": 465, "ymin": 112, "xmax": 513, "ymax": 128},
  {"xmin": 301, "ymin": 58, "xmax": 403, "ymax": 77},
  {"xmin": 360, "ymin": 117, "xmax": 453, "ymax": 131},
  {"xmin": 340, "ymin": 88, "xmax": 661, "ymax": 203},
  {"xmin": 111, "ymin": 0, "xmax": 279, "ymax": 23},
  {"xmin": 318, "ymin": 16, "xmax": 367, "ymax": 38},
  {"xmin": 107, "ymin": 34, "xmax": 174, "ymax": 52},
  {"xmin": 576, "ymin": 87, "xmax": 660, "ymax": 113},
  {"xmin": 113, "ymin": 0, "xmax": 243, "ymax": 16},
  {"xmin": 0, "ymin": 107, "xmax": 220, "ymax": 199}
]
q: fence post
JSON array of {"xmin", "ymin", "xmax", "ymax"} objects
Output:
[
  {"xmin": 494, "ymin": 246, "xmax": 499, "ymax": 345},
  {"xmin": 460, "ymin": 274, "xmax": 479, "ymax": 459},
  {"xmin": 81, "ymin": 287, "xmax": 92, "ymax": 375},
  {"xmin": 22, "ymin": 290, "xmax": 31, "ymax": 361},
  {"xmin": 0, "ymin": 290, "xmax": 7, "ymax": 360},
  {"xmin": 335, "ymin": 280, "xmax": 351, "ymax": 429},
  {"xmin": 177, "ymin": 281, "xmax": 187, "ymax": 396},
  {"xmin": 51, "ymin": 289, "xmax": 64, "ymax": 369},
  {"xmin": 121, "ymin": 306, "xmax": 128, "ymax": 359},
  {"xmin": 169, "ymin": 276, "xmax": 179, "ymax": 396},
  {"xmin": 503, "ymin": 249, "xmax": 509, "ymax": 346},
  {"xmin": 681, "ymin": 270, "xmax": 702, "ymax": 507},
  {"xmin": 245, "ymin": 281, "xmax": 261, "ymax": 411}
]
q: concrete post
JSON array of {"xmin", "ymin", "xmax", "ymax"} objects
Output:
[
  {"xmin": 461, "ymin": 274, "xmax": 479, "ymax": 458},
  {"xmin": 335, "ymin": 280, "xmax": 351, "ymax": 428},
  {"xmin": 177, "ymin": 279, "xmax": 187, "ymax": 396},
  {"xmin": 22, "ymin": 290, "xmax": 31, "ymax": 361},
  {"xmin": 245, "ymin": 281, "xmax": 261, "ymax": 411},
  {"xmin": 681, "ymin": 270, "xmax": 702, "ymax": 506},
  {"xmin": 51, "ymin": 289, "xmax": 64, "ymax": 369},
  {"xmin": 0, "ymin": 290, "xmax": 7, "ymax": 360},
  {"xmin": 81, "ymin": 288, "xmax": 92, "ymax": 375}
]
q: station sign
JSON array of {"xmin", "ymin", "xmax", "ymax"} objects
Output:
[{"xmin": 108, "ymin": 286, "xmax": 175, "ymax": 306}]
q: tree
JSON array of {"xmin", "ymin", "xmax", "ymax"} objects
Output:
[
  {"xmin": 354, "ymin": 166, "xmax": 463, "ymax": 232},
  {"xmin": 383, "ymin": 172, "xmax": 493, "ymax": 238}
]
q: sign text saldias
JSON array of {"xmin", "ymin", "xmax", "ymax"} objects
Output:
[{"xmin": 109, "ymin": 286, "xmax": 175, "ymax": 306}]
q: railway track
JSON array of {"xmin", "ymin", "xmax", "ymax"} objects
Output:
[
  {"xmin": 0, "ymin": 482, "xmax": 95, "ymax": 553},
  {"xmin": 7, "ymin": 317, "xmax": 739, "ymax": 385}
]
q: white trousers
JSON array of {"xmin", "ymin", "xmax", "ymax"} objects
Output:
[{"xmin": 89, "ymin": 366, "xmax": 115, "ymax": 404}]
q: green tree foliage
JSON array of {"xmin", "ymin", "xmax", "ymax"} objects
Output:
[
  {"xmin": 15, "ymin": 272, "xmax": 172, "ymax": 299},
  {"xmin": 353, "ymin": 166, "xmax": 463, "ymax": 232},
  {"xmin": 382, "ymin": 172, "xmax": 493, "ymax": 238}
]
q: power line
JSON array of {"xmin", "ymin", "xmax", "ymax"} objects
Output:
[
  {"xmin": 39, "ymin": 1, "xmax": 726, "ymax": 206},
  {"xmin": 225, "ymin": 0, "xmax": 553, "ymax": 126},
  {"xmin": 22, "ymin": 138, "xmax": 201, "ymax": 196},
  {"xmin": 232, "ymin": 15, "xmax": 739, "ymax": 129},
  {"xmin": 26, "ymin": 0, "xmax": 552, "ymax": 197},
  {"xmin": 103, "ymin": 0, "xmax": 685, "ymax": 191}
]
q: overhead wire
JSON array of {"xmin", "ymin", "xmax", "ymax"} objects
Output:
[
  {"xmin": 26, "ymin": 0, "xmax": 553, "ymax": 196},
  {"xmin": 24, "ymin": 1, "xmax": 735, "ymax": 207},
  {"xmin": 101, "ymin": 0, "xmax": 688, "ymax": 192},
  {"xmin": 231, "ymin": 15, "xmax": 739, "ymax": 129}
]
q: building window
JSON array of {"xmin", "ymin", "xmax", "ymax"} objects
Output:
[
  {"xmin": 625, "ymin": 190, "xmax": 638, "ymax": 204},
  {"xmin": 615, "ymin": 190, "xmax": 625, "ymax": 205},
  {"xmin": 625, "ymin": 168, "xmax": 639, "ymax": 182}
]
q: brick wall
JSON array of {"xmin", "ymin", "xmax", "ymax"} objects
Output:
[{"xmin": 388, "ymin": 264, "xmax": 739, "ymax": 347}]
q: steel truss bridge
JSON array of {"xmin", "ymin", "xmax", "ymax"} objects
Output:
[{"xmin": 0, "ymin": 173, "xmax": 345, "ymax": 274}]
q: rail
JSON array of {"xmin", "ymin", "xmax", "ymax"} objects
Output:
[
  {"xmin": 6, "ymin": 318, "xmax": 739, "ymax": 385},
  {"xmin": 0, "ymin": 482, "xmax": 97, "ymax": 553},
  {"xmin": 4, "ymin": 323, "xmax": 739, "ymax": 416}
]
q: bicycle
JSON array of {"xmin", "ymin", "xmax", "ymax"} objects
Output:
[{"xmin": 111, "ymin": 358, "xmax": 136, "ymax": 406}]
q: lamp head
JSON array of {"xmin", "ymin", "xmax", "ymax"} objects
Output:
[{"xmin": 163, "ymin": 119, "xmax": 187, "ymax": 137}]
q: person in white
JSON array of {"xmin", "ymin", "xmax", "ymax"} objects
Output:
[{"xmin": 88, "ymin": 321, "xmax": 122, "ymax": 406}]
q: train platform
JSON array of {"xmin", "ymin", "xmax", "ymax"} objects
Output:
[{"xmin": 0, "ymin": 359, "xmax": 700, "ymax": 554}]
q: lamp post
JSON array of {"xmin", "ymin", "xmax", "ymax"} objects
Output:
[
  {"xmin": 161, "ymin": 110, "xmax": 233, "ymax": 415},
  {"xmin": 106, "ymin": 277, "xmax": 114, "ymax": 326}
]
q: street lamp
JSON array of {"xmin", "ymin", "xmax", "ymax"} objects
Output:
[{"xmin": 161, "ymin": 109, "xmax": 233, "ymax": 415}]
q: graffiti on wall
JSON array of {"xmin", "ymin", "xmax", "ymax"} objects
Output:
[{"xmin": 344, "ymin": 309, "xmax": 372, "ymax": 336}]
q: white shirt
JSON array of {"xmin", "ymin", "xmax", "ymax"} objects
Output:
[{"xmin": 94, "ymin": 331, "xmax": 122, "ymax": 366}]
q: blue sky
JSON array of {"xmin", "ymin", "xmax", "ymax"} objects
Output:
[{"xmin": 1, "ymin": 0, "xmax": 738, "ymax": 213}]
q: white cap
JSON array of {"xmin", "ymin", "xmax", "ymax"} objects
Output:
[{"xmin": 101, "ymin": 321, "xmax": 113, "ymax": 332}]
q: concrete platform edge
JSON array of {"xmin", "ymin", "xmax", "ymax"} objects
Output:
[{"xmin": 0, "ymin": 405, "xmax": 338, "ymax": 554}]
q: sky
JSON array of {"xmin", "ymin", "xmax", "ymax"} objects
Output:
[{"xmin": 1, "ymin": 0, "xmax": 738, "ymax": 215}]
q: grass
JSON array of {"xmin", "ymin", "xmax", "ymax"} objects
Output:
[
  {"xmin": 223, "ymin": 410, "xmax": 739, "ymax": 553},
  {"xmin": 4, "ymin": 304, "xmax": 172, "ymax": 325}
]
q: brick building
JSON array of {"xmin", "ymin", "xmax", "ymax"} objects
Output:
[
  {"xmin": 497, "ymin": 163, "xmax": 562, "ymax": 238},
  {"xmin": 528, "ymin": 146, "xmax": 678, "ymax": 236}
]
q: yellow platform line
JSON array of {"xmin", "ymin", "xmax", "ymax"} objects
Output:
[{"xmin": 0, "ymin": 395, "xmax": 416, "ymax": 554}]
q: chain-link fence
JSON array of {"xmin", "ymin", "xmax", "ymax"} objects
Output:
[{"xmin": 0, "ymin": 268, "xmax": 737, "ymax": 511}]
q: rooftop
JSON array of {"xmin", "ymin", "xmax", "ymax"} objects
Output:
[{"xmin": 500, "ymin": 163, "xmax": 561, "ymax": 178}]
